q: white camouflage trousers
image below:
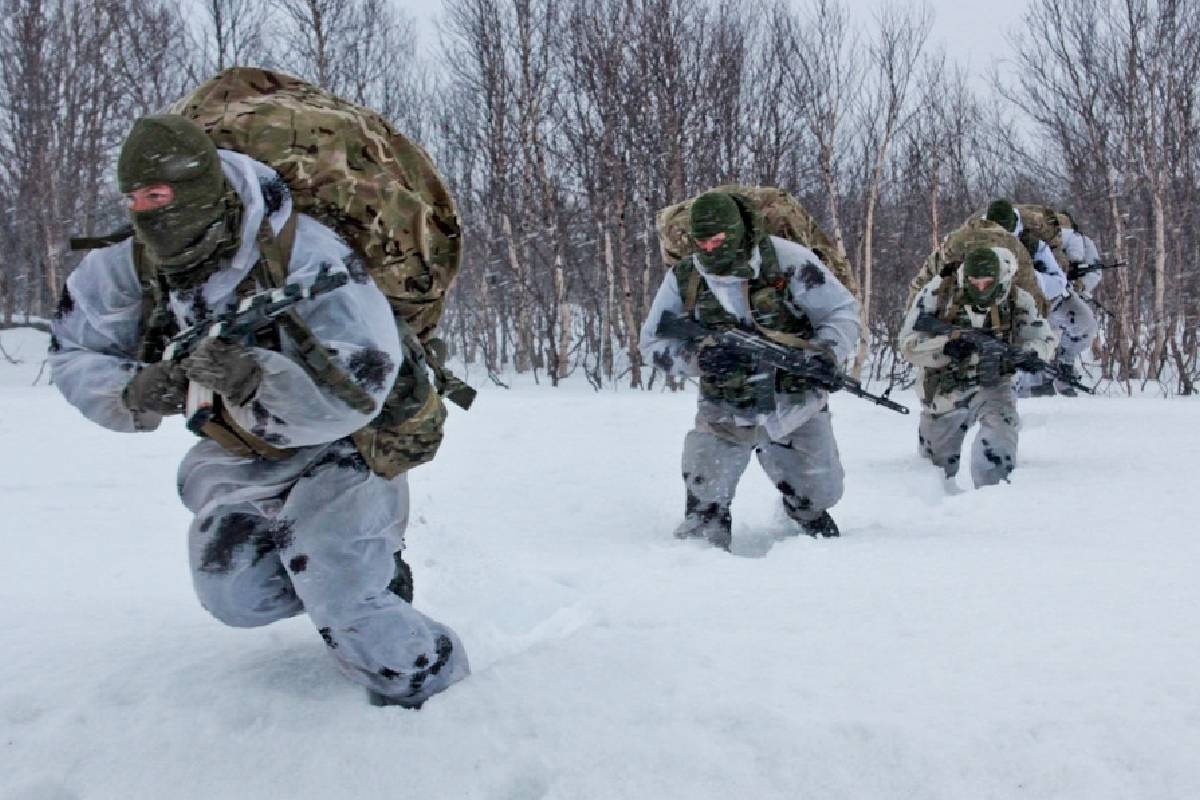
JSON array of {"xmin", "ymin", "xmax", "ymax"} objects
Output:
[
  {"xmin": 179, "ymin": 438, "xmax": 469, "ymax": 707},
  {"xmin": 682, "ymin": 403, "xmax": 845, "ymax": 525},
  {"xmin": 1022, "ymin": 292, "xmax": 1098, "ymax": 394},
  {"xmin": 1050, "ymin": 291, "xmax": 1099, "ymax": 362},
  {"xmin": 918, "ymin": 383, "xmax": 1020, "ymax": 487}
]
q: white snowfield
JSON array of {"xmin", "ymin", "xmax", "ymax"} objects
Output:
[{"xmin": 3, "ymin": 326, "xmax": 1199, "ymax": 800}]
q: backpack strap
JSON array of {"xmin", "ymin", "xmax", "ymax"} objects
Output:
[
  {"xmin": 681, "ymin": 256, "xmax": 703, "ymax": 315},
  {"xmin": 252, "ymin": 213, "xmax": 377, "ymax": 415}
]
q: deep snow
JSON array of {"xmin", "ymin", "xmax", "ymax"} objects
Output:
[{"xmin": 3, "ymin": 327, "xmax": 1199, "ymax": 800}]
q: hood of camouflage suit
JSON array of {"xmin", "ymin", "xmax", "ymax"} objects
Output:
[
  {"xmin": 956, "ymin": 246, "xmax": 1018, "ymax": 310},
  {"xmin": 166, "ymin": 150, "xmax": 294, "ymax": 316},
  {"xmin": 691, "ymin": 193, "xmax": 768, "ymax": 283},
  {"xmin": 981, "ymin": 207, "xmax": 1025, "ymax": 239}
]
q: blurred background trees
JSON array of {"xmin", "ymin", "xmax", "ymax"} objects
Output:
[{"xmin": 2, "ymin": 0, "xmax": 1197, "ymax": 393}]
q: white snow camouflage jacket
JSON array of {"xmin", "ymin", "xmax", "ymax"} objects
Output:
[
  {"xmin": 50, "ymin": 151, "xmax": 401, "ymax": 449},
  {"xmin": 899, "ymin": 246, "xmax": 1057, "ymax": 412},
  {"xmin": 640, "ymin": 235, "xmax": 861, "ymax": 438}
]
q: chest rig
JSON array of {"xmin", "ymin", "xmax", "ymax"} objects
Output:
[
  {"xmin": 673, "ymin": 239, "xmax": 817, "ymax": 411},
  {"xmin": 923, "ymin": 279, "xmax": 1018, "ymax": 399},
  {"xmin": 133, "ymin": 214, "xmax": 374, "ymax": 461}
]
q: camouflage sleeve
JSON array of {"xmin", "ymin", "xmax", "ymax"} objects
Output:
[
  {"xmin": 776, "ymin": 242, "xmax": 860, "ymax": 363},
  {"xmin": 219, "ymin": 218, "xmax": 402, "ymax": 447},
  {"xmin": 639, "ymin": 269, "xmax": 696, "ymax": 377},
  {"xmin": 898, "ymin": 279, "xmax": 954, "ymax": 370},
  {"xmin": 1061, "ymin": 229, "xmax": 1088, "ymax": 264},
  {"xmin": 48, "ymin": 242, "xmax": 162, "ymax": 433},
  {"xmin": 1032, "ymin": 241, "xmax": 1068, "ymax": 300},
  {"xmin": 1012, "ymin": 289, "xmax": 1058, "ymax": 361}
]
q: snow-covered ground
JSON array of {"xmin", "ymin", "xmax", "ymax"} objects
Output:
[{"xmin": 3, "ymin": 326, "xmax": 1199, "ymax": 800}]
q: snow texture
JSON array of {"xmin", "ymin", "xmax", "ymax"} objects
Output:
[{"xmin": 3, "ymin": 326, "xmax": 1200, "ymax": 800}]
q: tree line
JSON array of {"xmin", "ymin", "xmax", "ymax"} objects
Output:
[{"xmin": 2, "ymin": 0, "xmax": 1198, "ymax": 394}]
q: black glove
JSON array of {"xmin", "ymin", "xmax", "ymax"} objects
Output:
[
  {"xmin": 182, "ymin": 338, "xmax": 263, "ymax": 406},
  {"xmin": 806, "ymin": 347, "xmax": 840, "ymax": 385},
  {"xmin": 652, "ymin": 348, "xmax": 675, "ymax": 372},
  {"xmin": 976, "ymin": 349, "xmax": 1005, "ymax": 387},
  {"xmin": 122, "ymin": 360, "xmax": 189, "ymax": 415},
  {"xmin": 697, "ymin": 340, "xmax": 748, "ymax": 375},
  {"xmin": 1012, "ymin": 350, "xmax": 1045, "ymax": 373},
  {"xmin": 942, "ymin": 337, "xmax": 976, "ymax": 362}
]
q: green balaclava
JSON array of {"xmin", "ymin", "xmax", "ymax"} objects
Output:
[
  {"xmin": 118, "ymin": 115, "xmax": 240, "ymax": 287},
  {"xmin": 689, "ymin": 192, "xmax": 753, "ymax": 278},
  {"xmin": 985, "ymin": 199, "xmax": 1018, "ymax": 233},
  {"xmin": 962, "ymin": 247, "xmax": 1004, "ymax": 307}
]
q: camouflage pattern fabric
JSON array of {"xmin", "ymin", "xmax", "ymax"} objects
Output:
[
  {"xmin": 907, "ymin": 218, "xmax": 1048, "ymax": 316},
  {"xmin": 672, "ymin": 243, "xmax": 816, "ymax": 409},
  {"xmin": 973, "ymin": 202, "xmax": 1067, "ymax": 269},
  {"xmin": 1013, "ymin": 203, "xmax": 1063, "ymax": 250},
  {"xmin": 657, "ymin": 185, "xmax": 860, "ymax": 299},
  {"xmin": 170, "ymin": 68, "xmax": 464, "ymax": 477},
  {"xmin": 351, "ymin": 326, "xmax": 448, "ymax": 478}
]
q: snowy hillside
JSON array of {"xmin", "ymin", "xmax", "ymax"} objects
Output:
[{"xmin": 3, "ymin": 327, "xmax": 1199, "ymax": 800}]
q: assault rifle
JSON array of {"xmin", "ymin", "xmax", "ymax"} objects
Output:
[
  {"xmin": 912, "ymin": 313, "xmax": 1094, "ymax": 395},
  {"xmin": 162, "ymin": 263, "xmax": 350, "ymax": 433},
  {"xmin": 656, "ymin": 311, "xmax": 910, "ymax": 415},
  {"xmin": 1067, "ymin": 261, "xmax": 1125, "ymax": 281}
]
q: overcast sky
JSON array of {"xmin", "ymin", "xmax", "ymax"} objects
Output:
[{"xmin": 409, "ymin": 0, "xmax": 1026, "ymax": 84}]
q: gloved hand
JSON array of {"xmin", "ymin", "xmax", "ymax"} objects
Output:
[
  {"xmin": 182, "ymin": 338, "xmax": 262, "ymax": 406},
  {"xmin": 122, "ymin": 360, "xmax": 189, "ymax": 415},
  {"xmin": 1011, "ymin": 350, "xmax": 1045, "ymax": 373},
  {"xmin": 652, "ymin": 348, "xmax": 675, "ymax": 372},
  {"xmin": 975, "ymin": 349, "xmax": 1005, "ymax": 387},
  {"xmin": 806, "ymin": 347, "xmax": 840, "ymax": 385},
  {"xmin": 942, "ymin": 337, "xmax": 976, "ymax": 361},
  {"xmin": 697, "ymin": 340, "xmax": 748, "ymax": 375}
]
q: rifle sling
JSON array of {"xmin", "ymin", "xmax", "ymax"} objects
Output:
[
  {"xmin": 252, "ymin": 214, "xmax": 377, "ymax": 416},
  {"xmin": 683, "ymin": 256, "xmax": 819, "ymax": 353}
]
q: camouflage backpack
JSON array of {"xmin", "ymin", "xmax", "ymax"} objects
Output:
[
  {"xmin": 656, "ymin": 185, "xmax": 860, "ymax": 298},
  {"xmin": 908, "ymin": 217, "xmax": 1049, "ymax": 316},
  {"xmin": 1013, "ymin": 204, "xmax": 1063, "ymax": 255},
  {"xmin": 169, "ymin": 67, "xmax": 471, "ymax": 477}
]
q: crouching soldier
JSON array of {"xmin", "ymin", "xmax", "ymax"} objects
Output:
[
  {"xmin": 640, "ymin": 191, "xmax": 861, "ymax": 550},
  {"xmin": 900, "ymin": 246, "xmax": 1057, "ymax": 488},
  {"xmin": 49, "ymin": 115, "xmax": 469, "ymax": 707}
]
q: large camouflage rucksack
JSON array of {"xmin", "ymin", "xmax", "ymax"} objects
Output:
[
  {"xmin": 907, "ymin": 217, "xmax": 1049, "ymax": 316},
  {"xmin": 656, "ymin": 185, "xmax": 860, "ymax": 298},
  {"xmin": 1012, "ymin": 203, "xmax": 1063, "ymax": 257},
  {"xmin": 168, "ymin": 67, "xmax": 471, "ymax": 477}
]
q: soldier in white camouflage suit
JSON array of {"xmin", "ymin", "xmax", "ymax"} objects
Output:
[
  {"xmin": 50, "ymin": 115, "xmax": 468, "ymax": 707},
  {"xmin": 640, "ymin": 191, "xmax": 861, "ymax": 550},
  {"xmin": 900, "ymin": 245, "xmax": 1057, "ymax": 488},
  {"xmin": 1037, "ymin": 211, "xmax": 1103, "ymax": 396}
]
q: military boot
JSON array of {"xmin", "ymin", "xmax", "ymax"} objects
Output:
[
  {"xmin": 798, "ymin": 511, "xmax": 840, "ymax": 538},
  {"xmin": 783, "ymin": 496, "xmax": 841, "ymax": 538},
  {"xmin": 673, "ymin": 507, "xmax": 733, "ymax": 551}
]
